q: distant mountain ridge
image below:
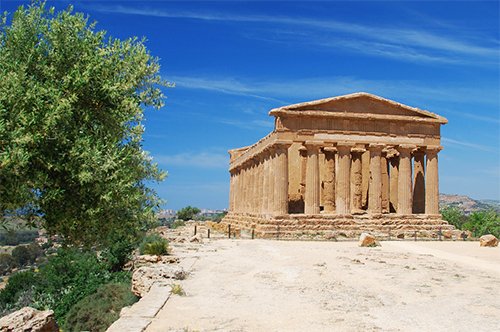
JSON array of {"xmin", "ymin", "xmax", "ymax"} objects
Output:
[{"xmin": 439, "ymin": 194, "xmax": 500, "ymax": 214}]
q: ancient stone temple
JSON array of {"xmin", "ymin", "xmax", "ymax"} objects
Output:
[{"xmin": 221, "ymin": 92, "xmax": 454, "ymax": 239}]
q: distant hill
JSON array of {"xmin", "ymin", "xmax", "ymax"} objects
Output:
[{"xmin": 439, "ymin": 194, "xmax": 500, "ymax": 214}]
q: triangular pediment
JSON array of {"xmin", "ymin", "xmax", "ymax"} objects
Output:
[{"xmin": 269, "ymin": 92, "xmax": 447, "ymax": 123}]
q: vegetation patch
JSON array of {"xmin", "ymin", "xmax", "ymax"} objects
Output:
[
  {"xmin": 64, "ymin": 282, "xmax": 138, "ymax": 332},
  {"xmin": 139, "ymin": 234, "xmax": 169, "ymax": 255}
]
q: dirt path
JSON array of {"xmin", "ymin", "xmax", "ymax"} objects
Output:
[{"xmin": 147, "ymin": 240, "xmax": 500, "ymax": 332}]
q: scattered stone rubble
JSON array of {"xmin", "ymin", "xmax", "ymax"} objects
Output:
[
  {"xmin": 358, "ymin": 233, "xmax": 380, "ymax": 247},
  {"xmin": 479, "ymin": 234, "xmax": 499, "ymax": 247},
  {"xmin": 0, "ymin": 307, "xmax": 58, "ymax": 332}
]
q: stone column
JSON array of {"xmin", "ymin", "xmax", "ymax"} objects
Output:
[
  {"xmin": 350, "ymin": 147, "xmax": 364, "ymax": 213},
  {"xmin": 273, "ymin": 142, "xmax": 291, "ymax": 215},
  {"xmin": 361, "ymin": 151, "xmax": 370, "ymax": 209},
  {"xmin": 229, "ymin": 171, "xmax": 234, "ymax": 212},
  {"xmin": 299, "ymin": 146, "xmax": 307, "ymax": 212},
  {"xmin": 368, "ymin": 144, "xmax": 384, "ymax": 214},
  {"xmin": 413, "ymin": 148, "xmax": 426, "ymax": 214},
  {"xmin": 425, "ymin": 146, "xmax": 441, "ymax": 215},
  {"xmin": 397, "ymin": 144, "xmax": 415, "ymax": 215},
  {"xmin": 336, "ymin": 143, "xmax": 354, "ymax": 215},
  {"xmin": 305, "ymin": 142, "xmax": 321, "ymax": 214},
  {"xmin": 262, "ymin": 153, "xmax": 270, "ymax": 214},
  {"xmin": 249, "ymin": 161, "xmax": 255, "ymax": 213},
  {"xmin": 322, "ymin": 147, "xmax": 336, "ymax": 213},
  {"xmin": 268, "ymin": 148, "xmax": 276, "ymax": 215},
  {"xmin": 235, "ymin": 168, "xmax": 241, "ymax": 212},
  {"xmin": 388, "ymin": 150, "xmax": 399, "ymax": 213},
  {"xmin": 381, "ymin": 155, "xmax": 390, "ymax": 213}
]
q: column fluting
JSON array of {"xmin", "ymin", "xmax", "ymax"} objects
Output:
[
  {"xmin": 425, "ymin": 146, "xmax": 441, "ymax": 215},
  {"xmin": 397, "ymin": 144, "xmax": 415, "ymax": 215}
]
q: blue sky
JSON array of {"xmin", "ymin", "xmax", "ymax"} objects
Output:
[{"xmin": 3, "ymin": 1, "xmax": 500, "ymax": 209}]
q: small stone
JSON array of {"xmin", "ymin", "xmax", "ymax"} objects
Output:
[
  {"xmin": 359, "ymin": 233, "xmax": 380, "ymax": 247},
  {"xmin": 132, "ymin": 265, "xmax": 188, "ymax": 297},
  {"xmin": 189, "ymin": 234, "xmax": 202, "ymax": 243},
  {"xmin": 479, "ymin": 234, "xmax": 499, "ymax": 247},
  {"xmin": 0, "ymin": 307, "xmax": 58, "ymax": 332}
]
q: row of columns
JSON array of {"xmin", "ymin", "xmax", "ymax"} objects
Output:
[
  {"xmin": 302, "ymin": 143, "xmax": 441, "ymax": 216},
  {"xmin": 229, "ymin": 141, "xmax": 441, "ymax": 216},
  {"xmin": 230, "ymin": 142, "xmax": 291, "ymax": 215}
]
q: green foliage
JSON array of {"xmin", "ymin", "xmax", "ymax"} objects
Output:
[
  {"xmin": 0, "ymin": 253, "xmax": 16, "ymax": 275},
  {"xmin": 11, "ymin": 246, "xmax": 30, "ymax": 266},
  {"xmin": 171, "ymin": 283, "xmax": 185, "ymax": 296},
  {"xmin": 171, "ymin": 219, "xmax": 186, "ymax": 229},
  {"xmin": 0, "ymin": 247, "xmax": 131, "ymax": 325},
  {"xmin": 64, "ymin": 282, "xmax": 138, "ymax": 332},
  {"xmin": 10, "ymin": 243, "xmax": 43, "ymax": 266},
  {"xmin": 0, "ymin": 270, "xmax": 37, "ymax": 313},
  {"xmin": 0, "ymin": 1, "xmax": 170, "ymax": 248},
  {"xmin": 176, "ymin": 206, "xmax": 201, "ymax": 221},
  {"xmin": 441, "ymin": 207, "xmax": 500, "ymax": 238},
  {"xmin": 463, "ymin": 210, "xmax": 500, "ymax": 238},
  {"xmin": 441, "ymin": 206, "xmax": 468, "ymax": 230},
  {"xmin": 139, "ymin": 234, "xmax": 169, "ymax": 255},
  {"xmin": 0, "ymin": 229, "xmax": 39, "ymax": 246}
]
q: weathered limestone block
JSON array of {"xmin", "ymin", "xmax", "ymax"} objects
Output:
[
  {"xmin": 0, "ymin": 307, "xmax": 58, "ymax": 332},
  {"xmin": 358, "ymin": 233, "xmax": 380, "ymax": 247},
  {"xmin": 479, "ymin": 234, "xmax": 499, "ymax": 247},
  {"xmin": 132, "ymin": 265, "xmax": 188, "ymax": 297},
  {"xmin": 189, "ymin": 234, "xmax": 203, "ymax": 243}
]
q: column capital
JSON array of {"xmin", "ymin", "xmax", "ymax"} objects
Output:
[
  {"xmin": 397, "ymin": 144, "xmax": 416, "ymax": 154},
  {"xmin": 426, "ymin": 145, "xmax": 443, "ymax": 153},
  {"xmin": 351, "ymin": 146, "xmax": 366, "ymax": 154},
  {"xmin": 368, "ymin": 143, "xmax": 385, "ymax": 151},
  {"xmin": 384, "ymin": 146, "xmax": 400, "ymax": 159},
  {"xmin": 304, "ymin": 140, "xmax": 324, "ymax": 147},
  {"xmin": 336, "ymin": 142, "xmax": 355, "ymax": 153},
  {"xmin": 322, "ymin": 146, "xmax": 338, "ymax": 153}
]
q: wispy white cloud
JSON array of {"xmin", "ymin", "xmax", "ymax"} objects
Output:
[
  {"xmin": 441, "ymin": 137, "xmax": 496, "ymax": 153},
  {"xmin": 89, "ymin": 5, "xmax": 499, "ymax": 64},
  {"xmin": 217, "ymin": 118, "xmax": 274, "ymax": 130},
  {"xmin": 167, "ymin": 74, "xmax": 499, "ymax": 108},
  {"xmin": 155, "ymin": 151, "xmax": 228, "ymax": 168},
  {"xmin": 169, "ymin": 75, "xmax": 287, "ymax": 103}
]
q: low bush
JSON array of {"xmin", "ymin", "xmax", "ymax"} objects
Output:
[
  {"xmin": 139, "ymin": 234, "xmax": 169, "ymax": 255},
  {"xmin": 0, "ymin": 247, "xmax": 131, "ymax": 326},
  {"xmin": 64, "ymin": 282, "xmax": 138, "ymax": 332},
  {"xmin": 10, "ymin": 243, "xmax": 43, "ymax": 267},
  {"xmin": 0, "ymin": 229, "xmax": 39, "ymax": 246},
  {"xmin": 0, "ymin": 254, "xmax": 16, "ymax": 275},
  {"xmin": 0, "ymin": 270, "xmax": 37, "ymax": 314},
  {"xmin": 171, "ymin": 219, "xmax": 186, "ymax": 229}
]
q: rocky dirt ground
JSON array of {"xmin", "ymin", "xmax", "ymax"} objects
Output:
[{"xmin": 145, "ymin": 231, "xmax": 500, "ymax": 332}]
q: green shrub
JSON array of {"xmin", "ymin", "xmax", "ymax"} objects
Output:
[
  {"xmin": 0, "ymin": 229, "xmax": 39, "ymax": 246},
  {"xmin": 10, "ymin": 243, "xmax": 42, "ymax": 267},
  {"xmin": 171, "ymin": 219, "xmax": 186, "ymax": 229},
  {"xmin": 0, "ymin": 254, "xmax": 16, "ymax": 275},
  {"xmin": 464, "ymin": 210, "xmax": 500, "ymax": 238},
  {"xmin": 0, "ymin": 270, "xmax": 37, "ymax": 313},
  {"xmin": 64, "ymin": 282, "xmax": 138, "ymax": 332},
  {"xmin": 139, "ymin": 234, "xmax": 169, "ymax": 255},
  {"xmin": 176, "ymin": 206, "xmax": 201, "ymax": 221},
  {"xmin": 11, "ymin": 246, "xmax": 31, "ymax": 266}
]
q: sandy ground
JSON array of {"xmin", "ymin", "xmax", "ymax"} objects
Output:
[{"xmin": 147, "ymin": 239, "xmax": 500, "ymax": 332}]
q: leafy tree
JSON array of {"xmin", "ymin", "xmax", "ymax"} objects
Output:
[
  {"xmin": 176, "ymin": 206, "xmax": 201, "ymax": 221},
  {"xmin": 440, "ymin": 206, "xmax": 467, "ymax": 230},
  {"xmin": 463, "ymin": 210, "xmax": 500, "ymax": 238},
  {"xmin": 11, "ymin": 245, "xmax": 31, "ymax": 266},
  {"xmin": 0, "ymin": 1, "xmax": 170, "ymax": 248},
  {"xmin": 0, "ymin": 254, "xmax": 16, "ymax": 275}
]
